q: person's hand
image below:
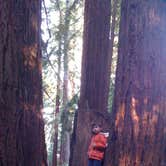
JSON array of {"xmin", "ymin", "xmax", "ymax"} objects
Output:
[
  {"xmin": 92, "ymin": 143, "xmax": 96, "ymax": 148},
  {"xmin": 104, "ymin": 132, "xmax": 109, "ymax": 138}
]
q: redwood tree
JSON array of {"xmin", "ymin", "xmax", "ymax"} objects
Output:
[
  {"xmin": 0, "ymin": 1, "xmax": 47, "ymax": 165},
  {"xmin": 104, "ymin": 1, "xmax": 166, "ymax": 166},
  {"xmin": 70, "ymin": 0, "xmax": 111, "ymax": 166}
]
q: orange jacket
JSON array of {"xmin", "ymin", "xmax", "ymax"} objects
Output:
[{"xmin": 88, "ymin": 133, "xmax": 108, "ymax": 160}]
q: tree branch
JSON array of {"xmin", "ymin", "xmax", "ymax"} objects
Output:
[
  {"xmin": 43, "ymin": 87, "xmax": 55, "ymax": 104},
  {"xmin": 42, "ymin": 0, "xmax": 51, "ymax": 38},
  {"xmin": 69, "ymin": 0, "xmax": 79, "ymax": 15}
]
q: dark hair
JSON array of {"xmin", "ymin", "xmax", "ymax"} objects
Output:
[{"xmin": 92, "ymin": 123, "xmax": 102, "ymax": 128}]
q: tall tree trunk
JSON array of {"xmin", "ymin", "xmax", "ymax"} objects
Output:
[
  {"xmin": 59, "ymin": 1, "xmax": 70, "ymax": 165},
  {"xmin": 52, "ymin": 41, "xmax": 62, "ymax": 166},
  {"xmin": 52, "ymin": 2, "xmax": 63, "ymax": 165},
  {"xmin": 79, "ymin": 0, "xmax": 111, "ymax": 112},
  {"xmin": 52, "ymin": 52, "xmax": 62, "ymax": 166},
  {"xmin": 0, "ymin": 1, "xmax": 47, "ymax": 165},
  {"xmin": 70, "ymin": 1, "xmax": 111, "ymax": 166},
  {"xmin": 104, "ymin": 1, "xmax": 166, "ymax": 166},
  {"xmin": 60, "ymin": 1, "xmax": 79, "ymax": 165}
]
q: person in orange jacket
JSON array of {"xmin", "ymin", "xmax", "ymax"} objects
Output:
[{"xmin": 87, "ymin": 124, "xmax": 109, "ymax": 166}]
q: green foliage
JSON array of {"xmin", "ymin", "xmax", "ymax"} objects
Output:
[
  {"xmin": 42, "ymin": 0, "xmax": 83, "ymax": 108},
  {"xmin": 43, "ymin": 93, "xmax": 79, "ymax": 165},
  {"xmin": 41, "ymin": 0, "xmax": 83, "ymax": 165}
]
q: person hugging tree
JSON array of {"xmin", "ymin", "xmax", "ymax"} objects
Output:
[{"xmin": 87, "ymin": 124, "xmax": 109, "ymax": 166}]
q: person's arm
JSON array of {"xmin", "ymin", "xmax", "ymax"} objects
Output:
[
  {"xmin": 94, "ymin": 146, "xmax": 106, "ymax": 152},
  {"xmin": 93, "ymin": 135, "xmax": 107, "ymax": 152}
]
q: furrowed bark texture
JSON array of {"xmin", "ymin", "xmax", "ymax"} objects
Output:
[
  {"xmin": 70, "ymin": 1, "xmax": 111, "ymax": 166},
  {"xmin": 104, "ymin": 1, "xmax": 166, "ymax": 166},
  {"xmin": 79, "ymin": 0, "xmax": 111, "ymax": 112},
  {"xmin": 0, "ymin": 1, "xmax": 47, "ymax": 165}
]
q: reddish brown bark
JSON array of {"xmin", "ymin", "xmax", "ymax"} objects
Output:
[
  {"xmin": 104, "ymin": 1, "xmax": 166, "ymax": 166},
  {"xmin": 70, "ymin": 1, "xmax": 111, "ymax": 166},
  {"xmin": 79, "ymin": 0, "xmax": 111, "ymax": 113},
  {"xmin": 0, "ymin": 1, "xmax": 47, "ymax": 165}
]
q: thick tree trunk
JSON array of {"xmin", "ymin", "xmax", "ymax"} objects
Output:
[
  {"xmin": 0, "ymin": 1, "xmax": 47, "ymax": 165},
  {"xmin": 70, "ymin": 1, "xmax": 111, "ymax": 166},
  {"xmin": 79, "ymin": 0, "xmax": 111, "ymax": 112},
  {"xmin": 104, "ymin": 1, "xmax": 166, "ymax": 166}
]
